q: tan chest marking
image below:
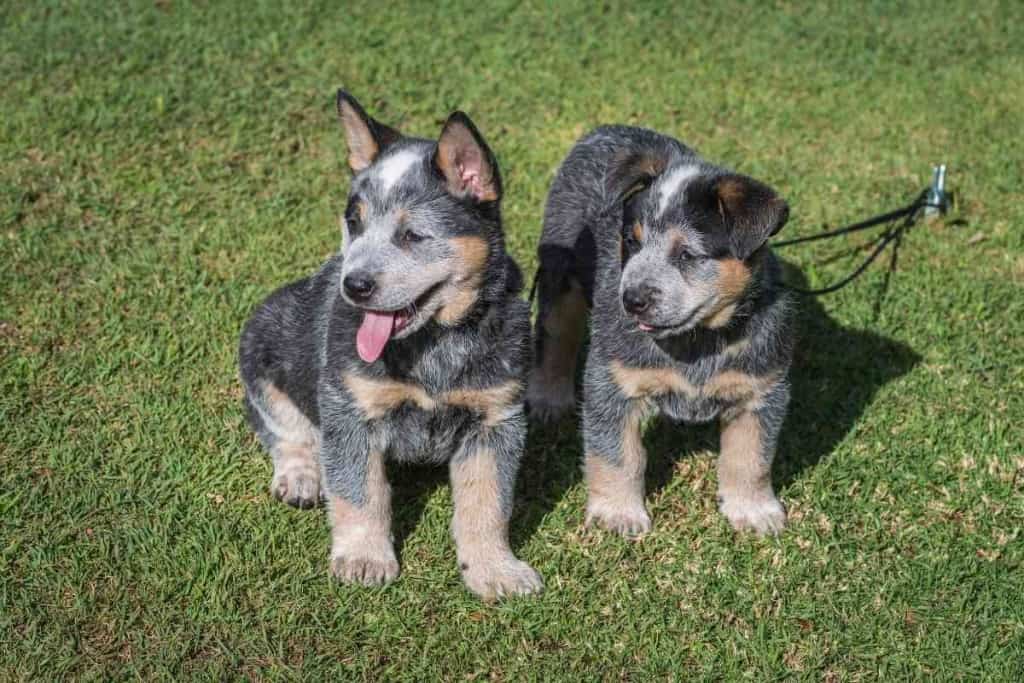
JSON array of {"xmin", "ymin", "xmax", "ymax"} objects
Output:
[
  {"xmin": 610, "ymin": 361, "xmax": 779, "ymax": 409},
  {"xmin": 343, "ymin": 373, "xmax": 521, "ymax": 424}
]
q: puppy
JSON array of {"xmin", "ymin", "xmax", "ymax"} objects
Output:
[
  {"xmin": 239, "ymin": 91, "xmax": 542, "ymax": 600},
  {"xmin": 528, "ymin": 125, "xmax": 793, "ymax": 536}
]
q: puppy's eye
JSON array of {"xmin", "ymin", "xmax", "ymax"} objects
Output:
[
  {"xmin": 622, "ymin": 222, "xmax": 643, "ymax": 253},
  {"xmin": 344, "ymin": 201, "xmax": 365, "ymax": 236},
  {"xmin": 401, "ymin": 230, "xmax": 425, "ymax": 244}
]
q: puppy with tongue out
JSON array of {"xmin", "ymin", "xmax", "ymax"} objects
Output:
[{"xmin": 238, "ymin": 90, "xmax": 540, "ymax": 602}]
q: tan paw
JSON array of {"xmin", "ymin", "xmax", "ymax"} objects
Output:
[
  {"xmin": 460, "ymin": 556, "xmax": 543, "ymax": 601},
  {"xmin": 330, "ymin": 546, "xmax": 400, "ymax": 587},
  {"xmin": 270, "ymin": 464, "xmax": 321, "ymax": 509},
  {"xmin": 719, "ymin": 494, "xmax": 787, "ymax": 535},
  {"xmin": 584, "ymin": 501, "xmax": 652, "ymax": 538}
]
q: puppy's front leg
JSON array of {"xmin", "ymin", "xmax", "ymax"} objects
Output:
[
  {"xmin": 717, "ymin": 380, "xmax": 789, "ymax": 535},
  {"xmin": 450, "ymin": 417, "xmax": 542, "ymax": 601},
  {"xmin": 320, "ymin": 400, "xmax": 398, "ymax": 586},
  {"xmin": 582, "ymin": 357, "xmax": 651, "ymax": 537}
]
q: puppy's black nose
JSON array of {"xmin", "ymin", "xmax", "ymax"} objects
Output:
[
  {"xmin": 622, "ymin": 286, "xmax": 654, "ymax": 315},
  {"xmin": 343, "ymin": 272, "xmax": 376, "ymax": 301}
]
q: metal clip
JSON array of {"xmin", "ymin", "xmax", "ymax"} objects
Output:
[{"xmin": 924, "ymin": 164, "xmax": 949, "ymax": 219}]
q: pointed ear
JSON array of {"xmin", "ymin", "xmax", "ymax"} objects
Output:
[
  {"xmin": 336, "ymin": 90, "xmax": 402, "ymax": 173},
  {"xmin": 434, "ymin": 112, "xmax": 501, "ymax": 202},
  {"xmin": 713, "ymin": 174, "xmax": 789, "ymax": 260}
]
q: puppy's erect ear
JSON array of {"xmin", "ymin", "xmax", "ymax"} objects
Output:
[
  {"xmin": 712, "ymin": 174, "xmax": 789, "ymax": 260},
  {"xmin": 336, "ymin": 90, "xmax": 402, "ymax": 173},
  {"xmin": 434, "ymin": 112, "xmax": 501, "ymax": 203}
]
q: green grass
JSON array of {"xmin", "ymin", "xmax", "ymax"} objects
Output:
[{"xmin": 2, "ymin": 0, "xmax": 1023, "ymax": 679}]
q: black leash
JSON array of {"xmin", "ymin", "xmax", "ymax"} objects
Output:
[
  {"xmin": 776, "ymin": 190, "xmax": 942, "ymax": 296},
  {"xmin": 774, "ymin": 167, "xmax": 950, "ymax": 296}
]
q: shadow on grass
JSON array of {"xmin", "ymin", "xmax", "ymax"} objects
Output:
[{"xmin": 509, "ymin": 258, "xmax": 921, "ymax": 547}]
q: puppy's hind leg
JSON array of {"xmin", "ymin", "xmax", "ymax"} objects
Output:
[
  {"xmin": 246, "ymin": 382, "xmax": 322, "ymax": 509},
  {"xmin": 526, "ymin": 251, "xmax": 588, "ymax": 422}
]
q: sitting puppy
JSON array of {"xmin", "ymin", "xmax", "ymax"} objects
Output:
[
  {"xmin": 239, "ymin": 91, "xmax": 542, "ymax": 600},
  {"xmin": 528, "ymin": 125, "xmax": 793, "ymax": 536}
]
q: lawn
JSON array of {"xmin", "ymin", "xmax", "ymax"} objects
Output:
[{"xmin": 2, "ymin": 0, "xmax": 1022, "ymax": 679}]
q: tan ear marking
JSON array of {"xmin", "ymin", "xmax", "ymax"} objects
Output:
[
  {"xmin": 702, "ymin": 258, "xmax": 752, "ymax": 328},
  {"xmin": 436, "ymin": 114, "xmax": 499, "ymax": 202},
  {"xmin": 338, "ymin": 105, "xmax": 380, "ymax": 173}
]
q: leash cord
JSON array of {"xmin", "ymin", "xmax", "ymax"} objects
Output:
[{"xmin": 776, "ymin": 190, "xmax": 944, "ymax": 296}]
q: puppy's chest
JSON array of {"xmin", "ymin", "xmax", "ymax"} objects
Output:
[
  {"xmin": 341, "ymin": 364, "xmax": 520, "ymax": 460},
  {"xmin": 610, "ymin": 359, "xmax": 779, "ymax": 423}
]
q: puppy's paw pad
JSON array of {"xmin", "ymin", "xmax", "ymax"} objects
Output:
[
  {"xmin": 270, "ymin": 468, "xmax": 321, "ymax": 509},
  {"xmin": 585, "ymin": 506, "xmax": 652, "ymax": 538},
  {"xmin": 462, "ymin": 558, "xmax": 543, "ymax": 601},
  {"xmin": 331, "ymin": 553, "xmax": 400, "ymax": 587},
  {"xmin": 720, "ymin": 495, "xmax": 787, "ymax": 536}
]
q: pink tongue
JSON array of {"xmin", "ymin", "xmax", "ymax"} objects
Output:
[{"xmin": 356, "ymin": 311, "xmax": 396, "ymax": 363}]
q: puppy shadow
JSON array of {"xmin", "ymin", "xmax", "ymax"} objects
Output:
[
  {"xmin": 510, "ymin": 417, "xmax": 586, "ymax": 549},
  {"xmin": 387, "ymin": 463, "xmax": 448, "ymax": 557},
  {"xmin": 642, "ymin": 258, "xmax": 921, "ymax": 497}
]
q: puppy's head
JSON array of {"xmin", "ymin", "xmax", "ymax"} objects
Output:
[
  {"xmin": 617, "ymin": 162, "xmax": 789, "ymax": 336},
  {"xmin": 335, "ymin": 91, "xmax": 505, "ymax": 363}
]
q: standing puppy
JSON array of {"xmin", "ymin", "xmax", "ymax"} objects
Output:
[
  {"xmin": 529, "ymin": 126, "xmax": 793, "ymax": 536},
  {"xmin": 239, "ymin": 91, "xmax": 542, "ymax": 600}
]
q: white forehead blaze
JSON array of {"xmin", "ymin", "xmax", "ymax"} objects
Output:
[
  {"xmin": 656, "ymin": 164, "xmax": 702, "ymax": 217},
  {"xmin": 374, "ymin": 149, "xmax": 422, "ymax": 195}
]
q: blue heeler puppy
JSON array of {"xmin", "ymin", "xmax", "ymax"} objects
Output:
[
  {"xmin": 239, "ymin": 91, "xmax": 542, "ymax": 600},
  {"xmin": 528, "ymin": 126, "xmax": 793, "ymax": 536}
]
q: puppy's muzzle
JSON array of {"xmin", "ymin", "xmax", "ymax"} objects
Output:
[
  {"xmin": 343, "ymin": 271, "xmax": 376, "ymax": 303},
  {"xmin": 622, "ymin": 284, "xmax": 658, "ymax": 316}
]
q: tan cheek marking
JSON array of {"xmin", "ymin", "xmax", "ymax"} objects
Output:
[
  {"xmin": 450, "ymin": 448, "xmax": 511, "ymax": 565},
  {"xmin": 442, "ymin": 381, "xmax": 522, "ymax": 426},
  {"xmin": 356, "ymin": 201, "xmax": 368, "ymax": 221},
  {"xmin": 718, "ymin": 258, "xmax": 752, "ymax": 300},
  {"xmin": 435, "ymin": 288, "xmax": 478, "ymax": 326},
  {"xmin": 703, "ymin": 258, "xmax": 751, "ymax": 329},
  {"xmin": 632, "ymin": 222, "xmax": 644, "ymax": 242},
  {"xmin": 342, "ymin": 373, "xmax": 435, "ymax": 419},
  {"xmin": 451, "ymin": 235, "xmax": 490, "ymax": 278},
  {"xmin": 610, "ymin": 360, "xmax": 698, "ymax": 399},
  {"xmin": 435, "ymin": 236, "xmax": 490, "ymax": 326}
]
